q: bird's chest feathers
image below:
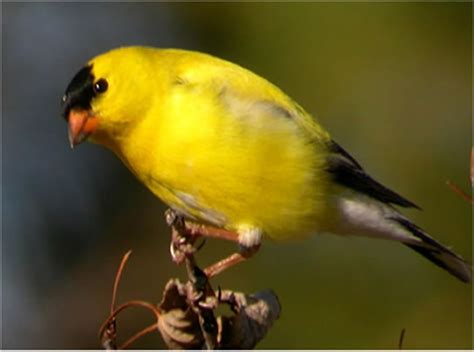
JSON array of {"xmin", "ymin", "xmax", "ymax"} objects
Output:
[{"xmin": 115, "ymin": 119, "xmax": 228, "ymax": 226}]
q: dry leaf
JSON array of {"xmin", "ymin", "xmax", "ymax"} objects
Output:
[
  {"xmin": 217, "ymin": 289, "xmax": 281, "ymax": 349},
  {"xmin": 157, "ymin": 279, "xmax": 204, "ymax": 349},
  {"xmin": 155, "ymin": 279, "xmax": 281, "ymax": 349}
]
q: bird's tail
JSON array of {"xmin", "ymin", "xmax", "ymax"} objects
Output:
[
  {"xmin": 393, "ymin": 217, "xmax": 472, "ymax": 283},
  {"xmin": 333, "ymin": 196, "xmax": 472, "ymax": 283}
]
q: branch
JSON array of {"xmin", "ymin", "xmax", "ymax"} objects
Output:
[{"xmin": 98, "ymin": 210, "xmax": 281, "ymax": 349}]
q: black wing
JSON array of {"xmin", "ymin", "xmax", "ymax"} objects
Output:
[{"xmin": 327, "ymin": 141, "xmax": 419, "ymax": 209}]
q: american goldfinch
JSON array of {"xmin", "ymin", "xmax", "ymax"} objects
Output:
[{"xmin": 62, "ymin": 46, "xmax": 471, "ymax": 282}]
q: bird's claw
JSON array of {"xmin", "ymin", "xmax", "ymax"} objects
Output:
[
  {"xmin": 170, "ymin": 234, "xmax": 195, "ymax": 264},
  {"xmin": 167, "ymin": 209, "xmax": 208, "ymax": 264},
  {"xmin": 165, "ymin": 208, "xmax": 181, "ymax": 227}
]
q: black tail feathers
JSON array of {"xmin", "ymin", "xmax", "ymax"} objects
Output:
[{"xmin": 394, "ymin": 217, "xmax": 471, "ymax": 283}]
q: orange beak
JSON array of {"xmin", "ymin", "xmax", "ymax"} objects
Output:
[{"xmin": 68, "ymin": 109, "xmax": 98, "ymax": 149}]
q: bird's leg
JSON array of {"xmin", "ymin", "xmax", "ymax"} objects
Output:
[
  {"xmin": 181, "ymin": 220, "xmax": 241, "ymax": 243},
  {"xmin": 204, "ymin": 228, "xmax": 262, "ymax": 278},
  {"xmin": 203, "ymin": 251, "xmax": 252, "ymax": 278},
  {"xmin": 165, "ymin": 208, "xmax": 240, "ymax": 246}
]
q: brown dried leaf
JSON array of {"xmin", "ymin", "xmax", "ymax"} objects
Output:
[
  {"xmin": 157, "ymin": 279, "xmax": 204, "ymax": 349},
  {"xmin": 217, "ymin": 289, "xmax": 281, "ymax": 349},
  {"xmin": 155, "ymin": 280, "xmax": 281, "ymax": 349}
]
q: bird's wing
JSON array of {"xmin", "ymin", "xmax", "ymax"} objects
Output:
[
  {"xmin": 208, "ymin": 71, "xmax": 418, "ymax": 208},
  {"xmin": 174, "ymin": 55, "xmax": 333, "ymax": 144},
  {"xmin": 326, "ymin": 141, "xmax": 419, "ymax": 208},
  {"xmin": 177, "ymin": 57, "xmax": 417, "ymax": 209}
]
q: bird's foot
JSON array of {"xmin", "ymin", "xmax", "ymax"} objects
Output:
[
  {"xmin": 166, "ymin": 209, "xmax": 201, "ymax": 265},
  {"xmin": 165, "ymin": 209, "xmax": 262, "ymax": 277}
]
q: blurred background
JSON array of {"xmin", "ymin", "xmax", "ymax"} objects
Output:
[{"xmin": 2, "ymin": 2, "xmax": 472, "ymax": 349}]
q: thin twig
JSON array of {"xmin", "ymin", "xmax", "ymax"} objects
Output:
[
  {"xmin": 111, "ymin": 250, "xmax": 132, "ymax": 314},
  {"xmin": 99, "ymin": 251, "xmax": 162, "ymax": 350},
  {"xmin": 471, "ymin": 147, "xmax": 474, "ymax": 186},
  {"xmin": 446, "ymin": 180, "xmax": 473, "ymax": 204},
  {"xmin": 120, "ymin": 322, "xmax": 160, "ymax": 349},
  {"xmin": 398, "ymin": 328, "xmax": 406, "ymax": 349},
  {"xmin": 184, "ymin": 247, "xmax": 218, "ymax": 349},
  {"xmin": 99, "ymin": 300, "xmax": 161, "ymax": 338},
  {"xmin": 99, "ymin": 250, "xmax": 132, "ymax": 349}
]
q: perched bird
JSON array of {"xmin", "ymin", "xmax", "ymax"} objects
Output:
[{"xmin": 62, "ymin": 46, "xmax": 471, "ymax": 282}]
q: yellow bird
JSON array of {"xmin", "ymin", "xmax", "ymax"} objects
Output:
[{"xmin": 62, "ymin": 46, "xmax": 471, "ymax": 282}]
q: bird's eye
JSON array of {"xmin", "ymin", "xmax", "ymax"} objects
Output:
[{"xmin": 93, "ymin": 78, "xmax": 108, "ymax": 94}]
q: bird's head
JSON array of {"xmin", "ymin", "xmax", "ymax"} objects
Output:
[{"xmin": 61, "ymin": 47, "xmax": 155, "ymax": 149}]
